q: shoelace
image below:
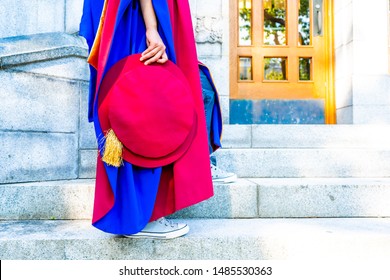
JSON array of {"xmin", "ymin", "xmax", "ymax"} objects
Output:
[{"xmin": 157, "ymin": 217, "xmax": 176, "ymax": 228}]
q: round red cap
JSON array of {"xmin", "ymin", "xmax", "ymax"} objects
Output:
[{"xmin": 98, "ymin": 54, "xmax": 197, "ymax": 168}]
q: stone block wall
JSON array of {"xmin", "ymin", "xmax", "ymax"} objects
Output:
[
  {"xmin": 0, "ymin": 67, "xmax": 85, "ymax": 184},
  {"xmin": 190, "ymin": 0, "xmax": 230, "ymax": 124},
  {"xmin": 0, "ymin": 33, "xmax": 93, "ymax": 184},
  {"xmin": 0, "ymin": 0, "xmax": 83, "ymax": 38},
  {"xmin": 334, "ymin": 0, "xmax": 354, "ymax": 123},
  {"xmin": 335, "ymin": 0, "xmax": 390, "ymax": 124}
]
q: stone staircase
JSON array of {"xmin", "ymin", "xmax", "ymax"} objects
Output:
[
  {"xmin": 1, "ymin": 177, "xmax": 390, "ymax": 260},
  {"xmin": 1, "ymin": 33, "xmax": 390, "ymax": 260}
]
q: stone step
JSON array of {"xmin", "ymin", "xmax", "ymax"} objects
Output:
[
  {"xmin": 252, "ymin": 178, "xmax": 390, "ymax": 218},
  {"xmin": 0, "ymin": 179, "xmax": 257, "ymax": 220},
  {"xmin": 222, "ymin": 124, "xmax": 390, "ymax": 149},
  {"xmin": 76, "ymin": 124, "xmax": 390, "ymax": 156},
  {"xmin": 2, "ymin": 178, "xmax": 390, "ymax": 220},
  {"xmin": 80, "ymin": 146, "xmax": 390, "ymax": 180},
  {"xmin": 215, "ymin": 148, "xmax": 390, "ymax": 178},
  {"xmin": 1, "ymin": 218, "xmax": 390, "ymax": 259}
]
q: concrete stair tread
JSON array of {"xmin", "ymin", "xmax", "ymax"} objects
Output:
[
  {"xmin": 1, "ymin": 218, "xmax": 390, "ymax": 259},
  {"xmin": 215, "ymin": 148, "xmax": 390, "ymax": 177},
  {"xmin": 5, "ymin": 176, "xmax": 390, "ymax": 188},
  {"xmin": 2, "ymin": 178, "xmax": 390, "ymax": 219},
  {"xmin": 249, "ymin": 177, "xmax": 390, "ymax": 184}
]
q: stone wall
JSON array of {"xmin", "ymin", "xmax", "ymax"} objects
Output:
[
  {"xmin": 334, "ymin": 0, "xmax": 354, "ymax": 123},
  {"xmin": 190, "ymin": 0, "xmax": 230, "ymax": 123},
  {"xmin": 0, "ymin": 33, "xmax": 92, "ymax": 184},
  {"xmin": 0, "ymin": 0, "xmax": 83, "ymax": 38},
  {"xmin": 335, "ymin": 0, "xmax": 390, "ymax": 124}
]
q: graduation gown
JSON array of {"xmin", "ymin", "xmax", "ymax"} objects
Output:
[{"xmin": 79, "ymin": 0, "xmax": 216, "ymax": 234}]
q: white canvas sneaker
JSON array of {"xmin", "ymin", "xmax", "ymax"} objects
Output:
[
  {"xmin": 125, "ymin": 218, "xmax": 189, "ymax": 239},
  {"xmin": 211, "ymin": 163, "xmax": 237, "ymax": 183}
]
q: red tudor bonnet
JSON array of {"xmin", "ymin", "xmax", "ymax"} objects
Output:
[{"xmin": 97, "ymin": 54, "xmax": 197, "ymax": 168}]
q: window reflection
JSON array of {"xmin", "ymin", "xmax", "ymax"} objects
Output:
[
  {"xmin": 263, "ymin": 0, "xmax": 287, "ymax": 45},
  {"xmin": 299, "ymin": 57, "xmax": 312, "ymax": 80},
  {"xmin": 298, "ymin": 0, "xmax": 311, "ymax": 45},
  {"xmin": 239, "ymin": 0, "xmax": 252, "ymax": 46},
  {"xmin": 264, "ymin": 57, "xmax": 287, "ymax": 80},
  {"xmin": 239, "ymin": 57, "xmax": 253, "ymax": 80}
]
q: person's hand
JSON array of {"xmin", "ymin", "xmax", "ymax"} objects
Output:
[{"xmin": 140, "ymin": 28, "xmax": 168, "ymax": 65}]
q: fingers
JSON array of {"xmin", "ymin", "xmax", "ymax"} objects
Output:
[
  {"xmin": 157, "ymin": 52, "xmax": 168, "ymax": 64},
  {"xmin": 140, "ymin": 43, "xmax": 168, "ymax": 65},
  {"xmin": 143, "ymin": 50, "xmax": 167, "ymax": 65},
  {"xmin": 141, "ymin": 43, "xmax": 159, "ymax": 58}
]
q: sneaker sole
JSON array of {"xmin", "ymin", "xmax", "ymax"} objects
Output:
[{"xmin": 124, "ymin": 224, "xmax": 190, "ymax": 240}]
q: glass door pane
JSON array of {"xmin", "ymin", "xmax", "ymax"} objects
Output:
[
  {"xmin": 263, "ymin": 0, "xmax": 287, "ymax": 45},
  {"xmin": 239, "ymin": 0, "xmax": 252, "ymax": 46},
  {"xmin": 299, "ymin": 57, "xmax": 312, "ymax": 80},
  {"xmin": 239, "ymin": 57, "xmax": 253, "ymax": 80},
  {"xmin": 264, "ymin": 57, "xmax": 287, "ymax": 80},
  {"xmin": 298, "ymin": 0, "xmax": 311, "ymax": 45}
]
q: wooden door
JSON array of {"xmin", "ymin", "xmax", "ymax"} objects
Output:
[{"xmin": 230, "ymin": 0, "xmax": 335, "ymax": 124}]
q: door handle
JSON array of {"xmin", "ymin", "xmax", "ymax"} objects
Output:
[
  {"xmin": 316, "ymin": 6, "xmax": 322, "ymax": 35},
  {"xmin": 314, "ymin": 0, "xmax": 323, "ymax": 36}
]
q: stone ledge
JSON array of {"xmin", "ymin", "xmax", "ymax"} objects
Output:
[
  {"xmin": 0, "ymin": 32, "xmax": 88, "ymax": 68},
  {"xmin": 1, "ymin": 218, "xmax": 390, "ymax": 259},
  {"xmin": 11, "ymin": 57, "xmax": 90, "ymax": 81}
]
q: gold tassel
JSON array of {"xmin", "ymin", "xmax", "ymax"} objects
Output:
[{"xmin": 102, "ymin": 129, "xmax": 123, "ymax": 167}]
